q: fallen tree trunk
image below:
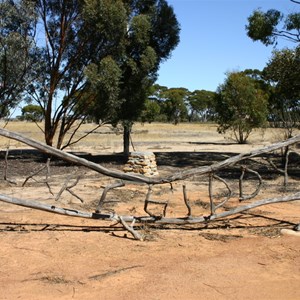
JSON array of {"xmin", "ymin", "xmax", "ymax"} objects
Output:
[
  {"xmin": 0, "ymin": 128, "xmax": 300, "ymax": 184},
  {"xmin": 0, "ymin": 128, "xmax": 152, "ymax": 184},
  {"xmin": 0, "ymin": 193, "xmax": 116, "ymax": 220},
  {"xmin": 0, "ymin": 192, "xmax": 299, "ymax": 225}
]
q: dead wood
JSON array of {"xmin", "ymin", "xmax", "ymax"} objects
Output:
[
  {"xmin": 239, "ymin": 167, "xmax": 262, "ymax": 201},
  {"xmin": 0, "ymin": 191, "xmax": 299, "ymax": 230},
  {"xmin": 118, "ymin": 216, "xmax": 143, "ymax": 240},
  {"xmin": 0, "ymin": 193, "xmax": 116, "ymax": 220},
  {"xmin": 0, "ymin": 128, "xmax": 300, "ymax": 184},
  {"xmin": 0, "ymin": 128, "xmax": 299, "ymax": 239},
  {"xmin": 152, "ymin": 192, "xmax": 300, "ymax": 225},
  {"xmin": 183, "ymin": 184, "xmax": 192, "ymax": 217},
  {"xmin": 144, "ymin": 185, "xmax": 168, "ymax": 217},
  {"xmin": 0, "ymin": 128, "xmax": 154, "ymax": 184},
  {"xmin": 96, "ymin": 181, "xmax": 125, "ymax": 212},
  {"xmin": 22, "ymin": 158, "xmax": 53, "ymax": 194},
  {"xmin": 55, "ymin": 168, "xmax": 84, "ymax": 202},
  {"xmin": 209, "ymin": 173, "xmax": 232, "ymax": 214}
]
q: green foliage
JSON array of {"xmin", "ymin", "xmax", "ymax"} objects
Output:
[
  {"xmin": 21, "ymin": 104, "xmax": 44, "ymax": 122},
  {"xmin": 84, "ymin": 56, "xmax": 123, "ymax": 123},
  {"xmin": 0, "ymin": 0, "xmax": 37, "ymax": 118},
  {"xmin": 246, "ymin": 3, "xmax": 300, "ymax": 45},
  {"xmin": 142, "ymin": 84, "xmax": 216, "ymax": 124},
  {"xmin": 161, "ymin": 87, "xmax": 188, "ymax": 124},
  {"xmin": 187, "ymin": 90, "xmax": 216, "ymax": 122},
  {"xmin": 85, "ymin": 0, "xmax": 180, "ymax": 154},
  {"xmin": 215, "ymin": 72, "xmax": 269, "ymax": 144},
  {"xmin": 140, "ymin": 99, "xmax": 161, "ymax": 123},
  {"xmin": 263, "ymin": 47, "xmax": 300, "ymax": 137},
  {"xmin": 24, "ymin": 0, "xmax": 129, "ymax": 148},
  {"xmin": 116, "ymin": 0, "xmax": 180, "ymax": 125},
  {"xmin": 1, "ymin": 0, "xmax": 179, "ymax": 151}
]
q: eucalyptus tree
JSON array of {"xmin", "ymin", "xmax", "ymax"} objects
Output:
[
  {"xmin": 160, "ymin": 87, "xmax": 188, "ymax": 124},
  {"xmin": 214, "ymin": 72, "xmax": 269, "ymax": 144},
  {"xmin": 187, "ymin": 90, "xmax": 216, "ymax": 122},
  {"xmin": 246, "ymin": 0, "xmax": 300, "ymax": 46},
  {"xmin": 263, "ymin": 47, "xmax": 300, "ymax": 138},
  {"xmin": 21, "ymin": 104, "xmax": 44, "ymax": 122},
  {"xmin": 1, "ymin": 0, "xmax": 179, "ymax": 152},
  {"xmin": 0, "ymin": 0, "xmax": 37, "ymax": 118},
  {"xmin": 27, "ymin": 0, "xmax": 128, "ymax": 149},
  {"xmin": 86, "ymin": 0, "xmax": 180, "ymax": 154}
]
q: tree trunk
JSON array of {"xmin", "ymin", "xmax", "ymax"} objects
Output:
[{"xmin": 123, "ymin": 122, "xmax": 132, "ymax": 156}]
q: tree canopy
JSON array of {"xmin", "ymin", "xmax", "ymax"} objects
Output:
[
  {"xmin": 85, "ymin": 0, "xmax": 180, "ymax": 154},
  {"xmin": 246, "ymin": 1, "xmax": 300, "ymax": 46},
  {"xmin": 0, "ymin": 0, "xmax": 37, "ymax": 118},
  {"xmin": 0, "ymin": 0, "xmax": 179, "ymax": 151},
  {"xmin": 214, "ymin": 72, "xmax": 269, "ymax": 144},
  {"xmin": 263, "ymin": 47, "xmax": 300, "ymax": 137},
  {"xmin": 21, "ymin": 104, "xmax": 44, "ymax": 122}
]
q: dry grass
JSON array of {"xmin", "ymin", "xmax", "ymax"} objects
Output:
[{"xmin": 0, "ymin": 121, "xmax": 298, "ymax": 154}]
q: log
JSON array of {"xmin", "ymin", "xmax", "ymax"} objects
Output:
[
  {"xmin": 0, "ymin": 128, "xmax": 154, "ymax": 184},
  {"xmin": 150, "ymin": 192, "xmax": 300, "ymax": 224},
  {"xmin": 0, "ymin": 193, "xmax": 117, "ymax": 220},
  {"xmin": 0, "ymin": 192, "xmax": 299, "ymax": 226},
  {"xmin": 0, "ymin": 128, "xmax": 300, "ymax": 184}
]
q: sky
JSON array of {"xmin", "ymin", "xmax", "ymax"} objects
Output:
[{"xmin": 157, "ymin": 0, "xmax": 298, "ymax": 92}]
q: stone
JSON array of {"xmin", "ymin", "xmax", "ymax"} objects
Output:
[{"xmin": 123, "ymin": 151, "xmax": 159, "ymax": 177}]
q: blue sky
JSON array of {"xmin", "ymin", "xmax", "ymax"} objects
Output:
[{"xmin": 157, "ymin": 0, "xmax": 298, "ymax": 92}]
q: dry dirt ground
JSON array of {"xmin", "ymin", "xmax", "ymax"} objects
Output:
[{"xmin": 0, "ymin": 123, "xmax": 299, "ymax": 300}]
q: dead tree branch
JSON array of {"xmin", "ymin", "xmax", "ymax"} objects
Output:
[
  {"xmin": 55, "ymin": 169, "xmax": 84, "ymax": 203},
  {"xmin": 239, "ymin": 167, "xmax": 262, "ymax": 201},
  {"xmin": 0, "ymin": 128, "xmax": 299, "ymax": 238},
  {"xmin": 0, "ymin": 192, "xmax": 299, "ymax": 226},
  {"xmin": 209, "ymin": 173, "xmax": 232, "ymax": 214},
  {"xmin": 0, "ymin": 128, "xmax": 300, "ymax": 184},
  {"xmin": 0, "ymin": 193, "xmax": 116, "ymax": 220},
  {"xmin": 118, "ymin": 216, "xmax": 143, "ymax": 240},
  {"xmin": 96, "ymin": 181, "xmax": 125, "ymax": 212},
  {"xmin": 265, "ymin": 150, "xmax": 290, "ymax": 187},
  {"xmin": 183, "ymin": 184, "xmax": 192, "ymax": 217},
  {"xmin": 144, "ymin": 185, "xmax": 168, "ymax": 217},
  {"xmin": 22, "ymin": 158, "xmax": 53, "ymax": 194}
]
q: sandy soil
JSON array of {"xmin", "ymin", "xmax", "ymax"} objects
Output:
[{"xmin": 0, "ymin": 124, "xmax": 299, "ymax": 300}]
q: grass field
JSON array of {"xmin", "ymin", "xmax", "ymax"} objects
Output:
[{"xmin": 1, "ymin": 121, "xmax": 296, "ymax": 154}]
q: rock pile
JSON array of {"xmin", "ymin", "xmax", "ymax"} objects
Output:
[{"xmin": 123, "ymin": 151, "xmax": 158, "ymax": 177}]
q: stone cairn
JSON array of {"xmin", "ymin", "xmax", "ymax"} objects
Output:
[{"xmin": 123, "ymin": 151, "xmax": 159, "ymax": 177}]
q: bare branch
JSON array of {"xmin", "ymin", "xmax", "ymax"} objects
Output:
[
  {"xmin": 284, "ymin": 149, "xmax": 290, "ymax": 187},
  {"xmin": 0, "ymin": 193, "xmax": 116, "ymax": 220},
  {"xmin": 183, "ymin": 184, "xmax": 192, "ymax": 217},
  {"xmin": 1, "ymin": 128, "xmax": 300, "ymax": 185},
  {"xmin": 0, "ymin": 192, "xmax": 299, "ymax": 227},
  {"xmin": 55, "ymin": 169, "xmax": 84, "ymax": 202},
  {"xmin": 22, "ymin": 157, "xmax": 53, "ymax": 195},
  {"xmin": 61, "ymin": 121, "xmax": 103, "ymax": 151},
  {"xmin": 239, "ymin": 166, "xmax": 262, "ymax": 201},
  {"xmin": 144, "ymin": 185, "xmax": 168, "ymax": 217},
  {"xmin": 118, "ymin": 216, "xmax": 143, "ymax": 240},
  {"xmin": 96, "ymin": 181, "xmax": 125, "ymax": 212},
  {"xmin": 209, "ymin": 173, "xmax": 232, "ymax": 214}
]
